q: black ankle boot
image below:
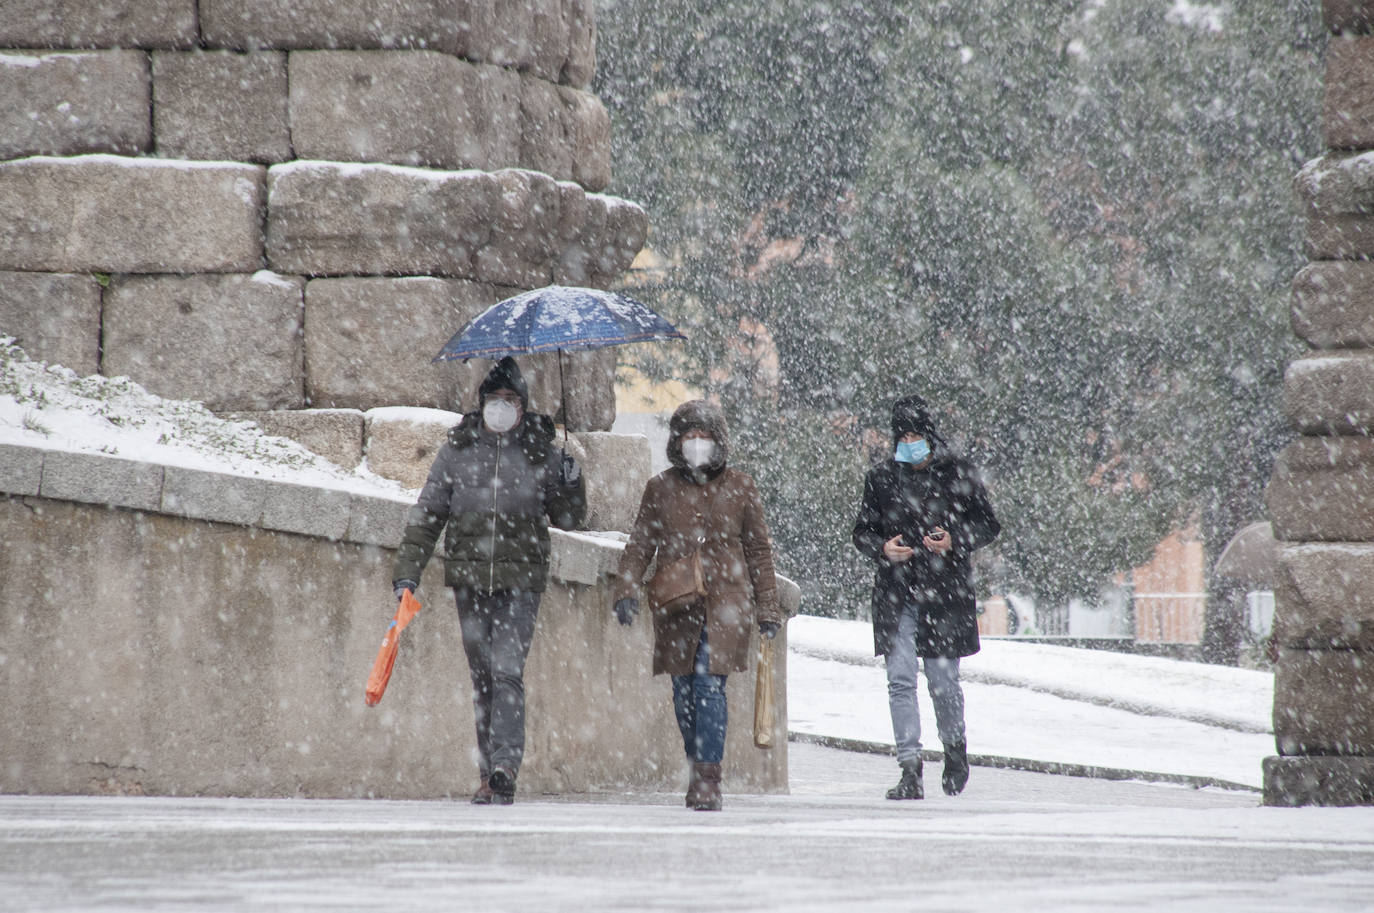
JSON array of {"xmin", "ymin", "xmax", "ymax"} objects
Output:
[
  {"xmin": 489, "ymin": 766, "xmax": 516, "ymax": 805},
  {"xmin": 942, "ymin": 741, "xmax": 969, "ymax": 796},
  {"xmin": 886, "ymin": 759, "xmax": 923, "ymax": 800}
]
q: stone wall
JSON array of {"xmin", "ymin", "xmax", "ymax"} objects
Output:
[
  {"xmin": 0, "ymin": 442, "xmax": 799, "ymax": 798},
  {"xmin": 0, "ymin": 1, "xmax": 645, "ymax": 434},
  {"xmin": 1263, "ymin": 3, "xmax": 1374, "ymax": 806}
]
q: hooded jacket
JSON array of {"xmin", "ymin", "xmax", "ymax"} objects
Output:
[
  {"xmin": 852, "ymin": 396, "xmax": 1000, "ymax": 658},
  {"xmin": 392, "ymin": 408, "xmax": 586, "ymax": 594},
  {"xmin": 615, "ymin": 400, "xmax": 781, "ymax": 675}
]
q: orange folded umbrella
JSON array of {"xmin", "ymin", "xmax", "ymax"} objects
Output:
[{"xmin": 364, "ymin": 589, "xmax": 423, "ymax": 706}]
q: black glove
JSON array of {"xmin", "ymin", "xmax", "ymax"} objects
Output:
[
  {"xmin": 759, "ymin": 621, "xmax": 780, "ymax": 640},
  {"xmin": 614, "ymin": 597, "xmax": 639, "ymax": 627},
  {"xmin": 394, "ymin": 580, "xmax": 418, "ymax": 601},
  {"xmin": 559, "ymin": 451, "xmax": 581, "ymax": 485}
]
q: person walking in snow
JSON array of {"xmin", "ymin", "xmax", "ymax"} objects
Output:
[
  {"xmin": 391, "ymin": 356, "xmax": 585, "ymax": 805},
  {"xmin": 611, "ymin": 400, "xmax": 784, "ymax": 811},
  {"xmin": 852, "ymin": 394, "xmax": 1000, "ymax": 800}
]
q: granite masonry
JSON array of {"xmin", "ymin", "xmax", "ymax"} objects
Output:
[{"xmin": 1264, "ymin": 0, "xmax": 1374, "ymax": 806}]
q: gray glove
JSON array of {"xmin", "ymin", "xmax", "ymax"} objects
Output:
[
  {"xmin": 559, "ymin": 451, "xmax": 581, "ymax": 485},
  {"xmin": 393, "ymin": 580, "xmax": 418, "ymax": 601},
  {"xmin": 614, "ymin": 597, "xmax": 639, "ymax": 627},
  {"xmin": 759, "ymin": 621, "xmax": 780, "ymax": 640}
]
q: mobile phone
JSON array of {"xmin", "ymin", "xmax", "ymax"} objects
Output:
[{"xmin": 928, "ymin": 529, "xmax": 947, "ymax": 542}]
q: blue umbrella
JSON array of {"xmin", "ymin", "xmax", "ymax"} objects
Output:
[
  {"xmin": 433, "ymin": 285, "xmax": 685, "ymax": 362},
  {"xmin": 433, "ymin": 285, "xmax": 686, "ymax": 434}
]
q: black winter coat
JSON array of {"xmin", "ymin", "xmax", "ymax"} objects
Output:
[
  {"xmin": 852, "ymin": 456, "xmax": 1000, "ymax": 658},
  {"xmin": 392, "ymin": 412, "xmax": 585, "ymax": 594}
]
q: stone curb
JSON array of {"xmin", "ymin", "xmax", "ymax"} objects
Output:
[
  {"xmin": 788, "ymin": 642, "xmax": 1271, "ymax": 735},
  {"xmin": 788, "ymin": 731, "xmax": 1260, "ymax": 794}
]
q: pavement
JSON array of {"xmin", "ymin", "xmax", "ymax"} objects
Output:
[{"xmin": 4, "ymin": 742, "xmax": 1374, "ymax": 913}]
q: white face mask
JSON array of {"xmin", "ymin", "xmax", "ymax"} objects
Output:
[
  {"xmin": 682, "ymin": 438, "xmax": 715, "ymax": 468},
  {"xmin": 483, "ymin": 399, "xmax": 520, "ymax": 433}
]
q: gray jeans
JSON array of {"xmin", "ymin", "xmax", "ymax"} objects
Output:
[
  {"xmin": 885, "ymin": 603, "xmax": 965, "ymax": 764},
  {"xmin": 455, "ymin": 587, "xmax": 541, "ymax": 779}
]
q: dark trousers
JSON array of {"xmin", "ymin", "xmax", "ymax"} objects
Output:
[
  {"xmin": 671, "ymin": 627, "xmax": 728, "ymax": 763},
  {"xmin": 454, "ymin": 587, "xmax": 540, "ymax": 779}
]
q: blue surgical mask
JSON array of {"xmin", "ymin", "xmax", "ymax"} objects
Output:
[{"xmin": 894, "ymin": 439, "xmax": 931, "ymax": 465}]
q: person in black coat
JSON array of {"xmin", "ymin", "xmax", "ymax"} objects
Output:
[{"xmin": 852, "ymin": 395, "xmax": 1000, "ymax": 800}]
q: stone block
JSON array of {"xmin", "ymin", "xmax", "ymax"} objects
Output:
[
  {"xmin": 0, "ymin": 50, "xmax": 150, "ymax": 159},
  {"xmin": 1326, "ymin": 37, "xmax": 1374, "ymax": 149},
  {"xmin": 1326, "ymin": 1, "xmax": 1374, "ymax": 34},
  {"xmin": 260, "ymin": 480, "xmax": 353, "ymax": 539},
  {"xmin": 560, "ymin": 86, "xmax": 612, "ymax": 192},
  {"xmin": 222, "ymin": 409, "xmax": 365, "ymax": 469},
  {"xmin": 1264, "ymin": 755, "xmax": 1374, "ymax": 806},
  {"xmin": 304, "ymin": 277, "xmax": 491, "ymax": 410},
  {"xmin": 200, "ymin": 0, "xmax": 490, "ymax": 57},
  {"xmin": 561, "ymin": 348, "xmax": 617, "ymax": 432},
  {"xmin": 1274, "ymin": 543, "xmax": 1374, "ymax": 650},
  {"xmin": 1284, "ymin": 350, "xmax": 1374, "ymax": 434},
  {"xmin": 0, "ymin": 443, "xmax": 44, "ymax": 496},
  {"xmin": 364, "ymin": 407, "xmax": 462, "ymax": 489},
  {"xmin": 487, "ymin": 0, "xmax": 536, "ymax": 71},
  {"xmin": 1274, "ymin": 647, "xmax": 1374, "ymax": 755},
  {"xmin": 102, "ymin": 273, "xmax": 305, "ymax": 412},
  {"xmin": 289, "ymin": 50, "xmax": 522, "ymax": 171},
  {"xmin": 1292, "ymin": 261, "xmax": 1374, "ymax": 347},
  {"xmin": 1270, "ymin": 438, "xmax": 1363, "ymax": 539},
  {"xmin": 569, "ymin": 431, "xmax": 651, "ymax": 531},
  {"xmin": 40, "ymin": 450, "xmax": 163, "ymax": 512},
  {"xmin": 0, "ymin": 1, "xmax": 197, "ymax": 49},
  {"xmin": 548, "ymin": 529, "xmax": 622, "ymax": 585},
  {"xmin": 554, "ymin": 184, "xmax": 603, "ymax": 286},
  {"xmin": 473, "ymin": 169, "xmax": 562, "ymax": 287},
  {"xmin": 528, "ymin": 0, "xmax": 571, "ymax": 84},
  {"xmin": 161, "ymin": 466, "xmax": 270, "ymax": 527},
  {"xmin": 344, "ymin": 492, "xmax": 410, "ymax": 547},
  {"xmin": 519, "ymin": 74, "xmax": 574, "ymax": 182},
  {"xmin": 152, "ymin": 51, "xmax": 291, "ymax": 163},
  {"xmin": 266, "ymin": 161, "xmax": 497, "ymax": 278},
  {"xmin": 0, "ymin": 156, "xmax": 265, "ymax": 274},
  {"xmin": 561, "ymin": 0, "xmax": 596, "ymax": 88},
  {"xmin": 1266, "ymin": 437, "xmax": 1374, "ymax": 541},
  {"xmin": 1295, "ymin": 152, "xmax": 1374, "ymax": 259},
  {"xmin": 0, "ymin": 272, "xmax": 102, "ymax": 375},
  {"xmin": 591, "ymin": 198, "xmax": 650, "ymax": 286}
]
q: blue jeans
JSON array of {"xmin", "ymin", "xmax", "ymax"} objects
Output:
[
  {"xmin": 671, "ymin": 628, "xmax": 728, "ymax": 763},
  {"xmin": 885, "ymin": 603, "xmax": 965, "ymax": 764}
]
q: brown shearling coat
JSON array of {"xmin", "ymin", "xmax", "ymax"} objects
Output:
[{"xmin": 615, "ymin": 466, "xmax": 781, "ymax": 675}]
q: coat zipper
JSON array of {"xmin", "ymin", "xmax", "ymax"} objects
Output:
[{"xmin": 488, "ymin": 433, "xmax": 501, "ymax": 593}]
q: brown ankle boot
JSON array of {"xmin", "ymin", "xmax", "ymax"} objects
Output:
[
  {"xmin": 471, "ymin": 778, "xmax": 493, "ymax": 805},
  {"xmin": 691, "ymin": 762, "xmax": 722, "ymax": 811},
  {"xmin": 685, "ymin": 759, "xmax": 703, "ymax": 808}
]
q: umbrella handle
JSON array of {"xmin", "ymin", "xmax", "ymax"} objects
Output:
[{"xmin": 557, "ymin": 348, "xmax": 568, "ymax": 444}]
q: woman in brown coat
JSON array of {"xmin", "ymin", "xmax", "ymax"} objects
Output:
[{"xmin": 612, "ymin": 400, "xmax": 782, "ymax": 810}]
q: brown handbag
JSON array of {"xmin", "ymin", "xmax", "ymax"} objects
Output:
[{"xmin": 647, "ymin": 548, "xmax": 706, "ymax": 613}]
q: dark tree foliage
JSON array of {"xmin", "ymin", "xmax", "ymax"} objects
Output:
[{"xmin": 595, "ymin": 0, "xmax": 1323, "ymax": 626}]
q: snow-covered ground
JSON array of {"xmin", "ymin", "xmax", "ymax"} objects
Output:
[
  {"xmin": 788, "ymin": 615, "xmax": 1275, "ymax": 789},
  {"xmin": 0, "ymin": 337, "xmax": 408, "ymax": 498}
]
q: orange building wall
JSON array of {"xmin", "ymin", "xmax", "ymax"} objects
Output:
[{"xmin": 1131, "ymin": 523, "xmax": 1206, "ymax": 644}]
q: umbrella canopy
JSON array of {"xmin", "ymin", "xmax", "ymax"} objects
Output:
[
  {"xmin": 432, "ymin": 285, "xmax": 685, "ymax": 363},
  {"xmin": 1213, "ymin": 521, "xmax": 1277, "ymax": 588}
]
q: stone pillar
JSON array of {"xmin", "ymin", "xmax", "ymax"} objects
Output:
[{"xmin": 1263, "ymin": 4, "xmax": 1374, "ymax": 805}]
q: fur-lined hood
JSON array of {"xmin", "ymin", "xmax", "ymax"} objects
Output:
[{"xmin": 666, "ymin": 399, "xmax": 729, "ymax": 480}]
